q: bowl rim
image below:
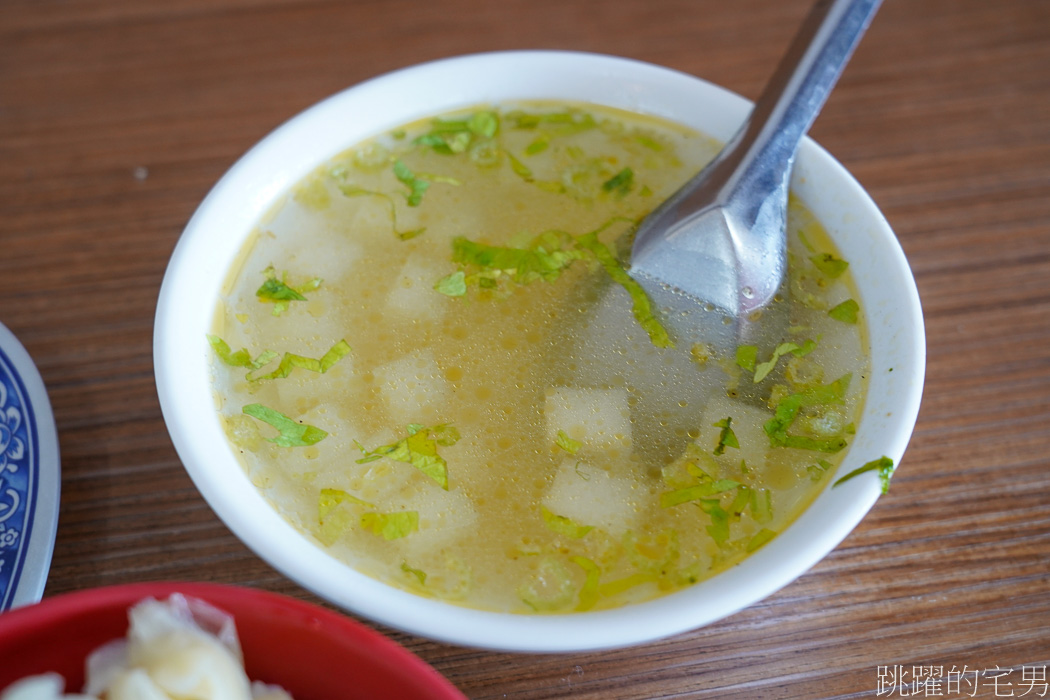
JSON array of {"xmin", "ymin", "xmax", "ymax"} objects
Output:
[{"xmin": 154, "ymin": 49, "xmax": 925, "ymax": 652}]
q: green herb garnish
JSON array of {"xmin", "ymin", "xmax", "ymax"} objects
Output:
[
  {"xmin": 570, "ymin": 556, "xmax": 601, "ymax": 611},
  {"xmin": 433, "ymin": 270, "xmax": 467, "ymax": 297},
  {"xmin": 555, "ymin": 429, "xmax": 583, "ymax": 455},
  {"xmin": 401, "ymin": 561, "xmax": 427, "ymax": 585},
  {"xmin": 319, "ymin": 488, "xmax": 373, "ymax": 520},
  {"xmin": 507, "ymin": 152, "xmax": 534, "ymax": 180},
  {"xmin": 248, "ymin": 339, "xmax": 351, "ymax": 382},
  {"xmin": 525, "ymin": 135, "xmax": 550, "ymax": 155},
  {"xmin": 360, "ymin": 511, "xmax": 419, "ymax": 540},
  {"xmin": 256, "ymin": 266, "xmax": 321, "ymax": 316},
  {"xmin": 750, "ymin": 488, "xmax": 773, "ymax": 523},
  {"xmin": 810, "ymin": 253, "xmax": 849, "ymax": 278},
  {"xmin": 806, "ymin": 459, "xmax": 833, "ymax": 481},
  {"xmin": 736, "ymin": 345, "xmax": 758, "ymax": 372},
  {"xmin": 828, "ymin": 299, "xmax": 860, "ymax": 324},
  {"xmin": 393, "ymin": 160, "xmax": 430, "ymax": 207},
  {"xmin": 329, "ymin": 170, "xmax": 425, "ymax": 240},
  {"xmin": 699, "ymin": 499, "xmax": 731, "ymax": 546},
  {"xmin": 207, "ymin": 335, "xmax": 278, "ymax": 370},
  {"xmin": 540, "ymin": 506, "xmax": 593, "ymax": 539},
  {"xmin": 576, "ymin": 229, "xmax": 673, "ymax": 349},
  {"xmin": 601, "ymin": 168, "xmax": 634, "ymax": 197},
  {"xmin": 445, "ymin": 218, "xmax": 672, "ymax": 349},
  {"xmin": 660, "ymin": 478, "xmax": 740, "ymax": 508},
  {"xmin": 833, "ymin": 456, "xmax": 896, "ymax": 494},
  {"xmin": 754, "ymin": 342, "xmax": 796, "ymax": 383},
  {"xmin": 713, "ymin": 417, "xmax": 740, "ymax": 456},
  {"xmin": 242, "ymin": 403, "xmax": 328, "ymax": 447},
  {"xmin": 414, "ymin": 110, "xmax": 499, "ymax": 154},
  {"xmin": 450, "ymin": 231, "xmax": 586, "ymax": 286},
  {"xmin": 764, "ymin": 374, "xmax": 852, "ymax": 452},
  {"xmin": 355, "ymin": 424, "xmax": 460, "ymax": 490},
  {"xmin": 506, "ymin": 109, "xmax": 596, "ymax": 134}
]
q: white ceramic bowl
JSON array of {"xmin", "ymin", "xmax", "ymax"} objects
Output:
[{"xmin": 154, "ymin": 50, "xmax": 925, "ymax": 652}]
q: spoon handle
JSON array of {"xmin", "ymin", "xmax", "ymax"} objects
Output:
[{"xmin": 715, "ymin": 0, "xmax": 883, "ymax": 201}]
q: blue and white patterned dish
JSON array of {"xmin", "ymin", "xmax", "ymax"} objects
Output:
[{"xmin": 0, "ymin": 321, "xmax": 59, "ymax": 611}]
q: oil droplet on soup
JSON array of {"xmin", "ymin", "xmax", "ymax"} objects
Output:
[{"xmin": 209, "ymin": 103, "xmax": 869, "ymax": 613}]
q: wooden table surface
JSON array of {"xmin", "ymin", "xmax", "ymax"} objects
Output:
[{"xmin": 2, "ymin": 0, "xmax": 1048, "ymax": 697}]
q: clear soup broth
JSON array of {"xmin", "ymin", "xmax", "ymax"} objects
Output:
[{"xmin": 209, "ymin": 103, "xmax": 869, "ymax": 613}]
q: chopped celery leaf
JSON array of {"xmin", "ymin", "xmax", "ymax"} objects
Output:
[
  {"xmin": 506, "ymin": 109, "xmax": 597, "ymax": 134},
  {"xmin": 413, "ymin": 110, "xmax": 499, "ymax": 154},
  {"xmin": 713, "ymin": 417, "xmax": 740, "ymax": 456},
  {"xmin": 361, "ymin": 511, "xmax": 419, "ymax": 540},
  {"xmin": 729, "ymin": 484, "xmax": 751, "ymax": 516},
  {"xmin": 601, "ymin": 168, "xmax": 634, "ymax": 197},
  {"xmin": 806, "ymin": 459, "xmax": 834, "ymax": 481},
  {"xmin": 507, "ymin": 152, "xmax": 534, "ymax": 180},
  {"xmin": 256, "ymin": 266, "xmax": 321, "ymax": 316},
  {"xmin": 315, "ymin": 507, "xmax": 355, "ymax": 546},
  {"xmin": 810, "ymin": 253, "xmax": 849, "ymax": 278},
  {"xmin": 393, "ymin": 160, "xmax": 430, "ymax": 207},
  {"xmin": 660, "ymin": 478, "xmax": 740, "ymax": 508},
  {"xmin": 434, "ymin": 270, "xmax": 467, "ymax": 297},
  {"xmin": 257, "ymin": 278, "xmax": 305, "ymax": 302},
  {"xmin": 207, "ymin": 334, "xmax": 278, "ymax": 370},
  {"xmin": 634, "ymin": 134, "xmax": 664, "ymax": 151},
  {"xmin": 318, "ymin": 488, "xmax": 373, "ymax": 521},
  {"xmin": 833, "ymin": 456, "xmax": 896, "ymax": 494},
  {"xmin": 795, "ymin": 338, "xmax": 818, "ymax": 356},
  {"xmin": 598, "ymin": 572, "xmax": 658, "ymax": 598},
  {"xmin": 750, "ymin": 488, "xmax": 773, "ymax": 524},
  {"xmin": 698, "ymin": 499, "xmax": 731, "ymax": 546},
  {"xmin": 541, "ymin": 506, "xmax": 594, "ymax": 538},
  {"xmin": 764, "ymin": 375, "xmax": 852, "ymax": 453},
  {"xmin": 451, "ymin": 233, "xmax": 586, "ymax": 286},
  {"xmin": 555, "ymin": 429, "xmax": 583, "ymax": 455},
  {"xmin": 525, "ymin": 135, "xmax": 550, "ymax": 155},
  {"xmin": 469, "ymin": 110, "xmax": 500, "ymax": 138},
  {"xmin": 570, "ymin": 556, "xmax": 601, "ymax": 612},
  {"xmin": 828, "ymin": 299, "xmax": 860, "ymax": 324},
  {"xmin": 754, "ymin": 342, "xmax": 805, "ymax": 383},
  {"xmin": 329, "ymin": 170, "xmax": 426, "ymax": 240},
  {"xmin": 736, "ymin": 345, "xmax": 758, "ymax": 372},
  {"xmin": 576, "ymin": 230, "xmax": 673, "ymax": 349},
  {"xmin": 401, "ymin": 561, "xmax": 427, "ymax": 585},
  {"xmin": 355, "ymin": 424, "xmax": 459, "ymax": 490},
  {"xmin": 248, "ymin": 339, "xmax": 351, "ymax": 382},
  {"xmin": 242, "ymin": 403, "xmax": 327, "ymax": 447},
  {"xmin": 448, "ymin": 218, "xmax": 672, "ymax": 349}
]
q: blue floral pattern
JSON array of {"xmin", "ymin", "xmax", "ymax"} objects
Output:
[{"xmin": 0, "ymin": 347, "xmax": 35, "ymax": 610}]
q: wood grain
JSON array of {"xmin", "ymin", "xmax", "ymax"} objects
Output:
[{"xmin": 1, "ymin": 0, "xmax": 1048, "ymax": 697}]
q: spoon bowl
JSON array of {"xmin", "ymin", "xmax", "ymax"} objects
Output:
[{"xmin": 628, "ymin": 0, "xmax": 882, "ymax": 356}]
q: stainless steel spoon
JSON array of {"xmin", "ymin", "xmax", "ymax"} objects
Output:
[
  {"xmin": 629, "ymin": 0, "xmax": 882, "ymax": 348},
  {"xmin": 567, "ymin": 0, "xmax": 882, "ymax": 462}
]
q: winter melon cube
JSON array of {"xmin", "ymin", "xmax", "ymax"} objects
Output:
[
  {"xmin": 544, "ymin": 387, "xmax": 631, "ymax": 454},
  {"xmin": 542, "ymin": 459, "xmax": 644, "ymax": 536}
]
